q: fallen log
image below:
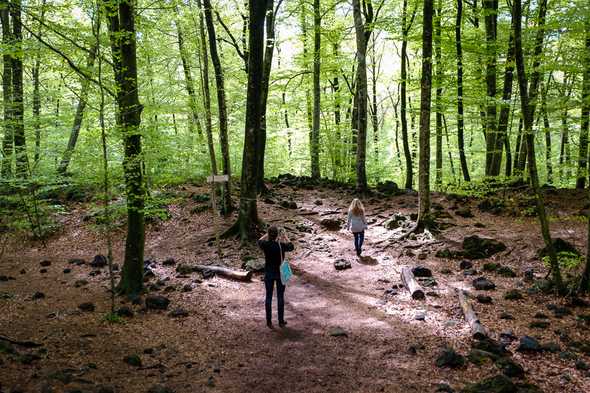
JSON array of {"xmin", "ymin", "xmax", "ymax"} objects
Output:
[
  {"xmin": 0, "ymin": 335, "xmax": 42, "ymax": 348},
  {"xmin": 193, "ymin": 265, "xmax": 252, "ymax": 282},
  {"xmin": 400, "ymin": 266, "xmax": 425, "ymax": 300},
  {"xmin": 456, "ymin": 288, "xmax": 488, "ymax": 340}
]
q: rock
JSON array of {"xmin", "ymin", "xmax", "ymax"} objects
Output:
[
  {"xmin": 483, "ymin": 263, "xmax": 499, "ymax": 272},
  {"xmin": 329, "ymin": 327, "xmax": 348, "ymax": 337},
  {"xmin": 320, "ymin": 218, "xmax": 343, "ymax": 231},
  {"xmin": 89, "ymin": 270, "xmax": 101, "ymax": 276},
  {"xmin": 68, "ymin": 258, "xmax": 86, "ymax": 265},
  {"xmin": 459, "ymin": 260, "xmax": 473, "ymax": 270},
  {"xmin": 242, "ymin": 258, "xmax": 265, "ymax": 272},
  {"xmin": 123, "ymin": 354, "xmax": 142, "ymax": 367},
  {"xmin": 40, "ymin": 268, "xmax": 48, "ymax": 274},
  {"xmin": 517, "ymin": 336, "xmax": 541, "ymax": 352},
  {"xmin": 32, "ymin": 291, "xmax": 45, "ymax": 300},
  {"xmin": 295, "ymin": 223, "xmax": 313, "ymax": 233},
  {"xmin": 63, "ymin": 268, "xmax": 71, "ymax": 274},
  {"xmin": 418, "ymin": 277, "xmax": 437, "ymax": 287},
  {"xmin": 145, "ymin": 295, "xmax": 170, "ymax": 310},
  {"xmin": 90, "ymin": 255, "xmax": 108, "ymax": 268},
  {"xmin": 417, "ymin": 253, "xmax": 427, "ymax": 260},
  {"xmin": 436, "ymin": 383, "xmax": 455, "ymax": 393},
  {"xmin": 175, "ymin": 264, "xmax": 194, "ymax": 275},
  {"xmin": 334, "ymin": 259, "xmax": 351, "ymax": 271},
  {"xmin": 462, "ymin": 236, "xmax": 506, "ymax": 259},
  {"xmin": 495, "ymin": 358, "xmax": 525, "ymax": 378},
  {"xmin": 168, "ymin": 308, "xmax": 189, "ymax": 318},
  {"xmin": 529, "ymin": 320, "xmax": 549, "ymax": 329},
  {"xmin": 182, "ymin": 284, "xmax": 193, "ymax": 292},
  {"xmin": 436, "ymin": 347, "xmax": 465, "ymax": 369},
  {"xmin": 538, "ymin": 238, "xmax": 579, "ymax": 258},
  {"xmin": 472, "ymin": 337, "xmax": 508, "ymax": 358},
  {"xmin": 546, "ymin": 304, "xmax": 571, "ymax": 318},
  {"xmin": 496, "ymin": 266, "xmax": 516, "ymax": 278},
  {"xmin": 40, "ymin": 260, "xmax": 51, "ymax": 267},
  {"xmin": 559, "ymin": 351, "xmax": 577, "ymax": 361},
  {"xmin": 463, "ymin": 269, "xmax": 477, "ymax": 276},
  {"xmin": 541, "ymin": 342, "xmax": 560, "ymax": 352},
  {"xmin": 477, "ymin": 295, "xmax": 493, "ymax": 304},
  {"xmin": 569, "ymin": 297, "xmax": 590, "ymax": 308},
  {"xmin": 116, "ymin": 306, "xmax": 134, "ymax": 318},
  {"xmin": 468, "ymin": 349, "xmax": 496, "ymax": 365},
  {"xmin": 499, "ymin": 312, "xmax": 514, "ymax": 320},
  {"xmin": 411, "ymin": 266, "xmax": 432, "ymax": 277},
  {"xmin": 504, "ymin": 289, "xmax": 523, "ymax": 301},
  {"xmin": 575, "ymin": 360, "xmax": 589, "ymax": 371},
  {"xmin": 533, "ymin": 312, "xmax": 548, "ymax": 319},
  {"xmin": 376, "ymin": 180, "xmax": 400, "ymax": 195},
  {"xmin": 147, "ymin": 385, "xmax": 175, "ymax": 393},
  {"xmin": 414, "ymin": 310, "xmax": 426, "ymax": 321},
  {"xmin": 455, "ymin": 207, "xmax": 474, "ymax": 218},
  {"xmin": 78, "ymin": 302, "xmax": 95, "ymax": 312},
  {"xmin": 162, "ymin": 258, "xmax": 176, "ymax": 266},
  {"xmin": 523, "ymin": 268, "xmax": 535, "ymax": 282},
  {"xmin": 313, "ymin": 199, "xmax": 323, "ymax": 205},
  {"xmin": 473, "ymin": 277, "xmax": 496, "ymax": 291},
  {"xmin": 95, "ymin": 385, "xmax": 116, "ymax": 393},
  {"xmin": 477, "ymin": 197, "xmax": 506, "ymax": 215},
  {"xmin": 280, "ymin": 200, "xmax": 297, "ymax": 209},
  {"xmin": 460, "ymin": 375, "xmax": 515, "ymax": 393}
]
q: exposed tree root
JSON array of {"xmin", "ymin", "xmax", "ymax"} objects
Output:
[{"xmin": 0, "ymin": 335, "xmax": 43, "ymax": 348}]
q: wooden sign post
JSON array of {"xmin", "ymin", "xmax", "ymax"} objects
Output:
[{"xmin": 207, "ymin": 174, "xmax": 229, "ymax": 258}]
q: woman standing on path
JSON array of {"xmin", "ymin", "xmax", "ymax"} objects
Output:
[
  {"xmin": 258, "ymin": 226, "xmax": 294, "ymax": 329},
  {"xmin": 346, "ymin": 199, "xmax": 368, "ymax": 257}
]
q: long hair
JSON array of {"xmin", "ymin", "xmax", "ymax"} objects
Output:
[{"xmin": 349, "ymin": 198, "xmax": 365, "ymax": 217}]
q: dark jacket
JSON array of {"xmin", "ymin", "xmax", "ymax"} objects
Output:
[{"xmin": 257, "ymin": 240, "xmax": 294, "ymax": 277}]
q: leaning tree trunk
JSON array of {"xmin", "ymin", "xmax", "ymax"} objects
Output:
[
  {"xmin": 577, "ymin": 20, "xmax": 590, "ymax": 189},
  {"xmin": 579, "ymin": 19, "xmax": 590, "ymax": 292},
  {"xmin": 401, "ymin": 0, "xmax": 414, "ymax": 189},
  {"xmin": 483, "ymin": 0, "xmax": 499, "ymax": 176},
  {"xmin": 418, "ymin": 0, "xmax": 434, "ymax": 224},
  {"xmin": 513, "ymin": 0, "xmax": 563, "ymax": 291},
  {"xmin": 434, "ymin": 0, "xmax": 443, "ymax": 190},
  {"xmin": 310, "ymin": 0, "xmax": 321, "ymax": 179},
  {"xmin": 10, "ymin": 0, "xmax": 27, "ymax": 178},
  {"xmin": 0, "ymin": 1, "xmax": 13, "ymax": 179},
  {"xmin": 105, "ymin": 0, "xmax": 145, "ymax": 297},
  {"xmin": 455, "ymin": 0, "xmax": 470, "ymax": 181},
  {"xmin": 57, "ymin": 43, "xmax": 98, "ymax": 175},
  {"xmin": 257, "ymin": 0, "xmax": 278, "ymax": 192},
  {"xmin": 203, "ymin": 0, "xmax": 233, "ymax": 214}
]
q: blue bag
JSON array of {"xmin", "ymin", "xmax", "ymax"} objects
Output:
[{"xmin": 280, "ymin": 259, "xmax": 293, "ymax": 285}]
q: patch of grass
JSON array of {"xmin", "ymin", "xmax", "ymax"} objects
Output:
[
  {"xmin": 543, "ymin": 251, "xmax": 585, "ymax": 270},
  {"xmin": 103, "ymin": 312, "xmax": 125, "ymax": 324}
]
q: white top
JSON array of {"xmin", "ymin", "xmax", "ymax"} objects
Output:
[{"xmin": 347, "ymin": 211, "xmax": 367, "ymax": 233}]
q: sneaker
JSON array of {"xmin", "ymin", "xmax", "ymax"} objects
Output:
[
  {"xmin": 279, "ymin": 321, "xmax": 287, "ymax": 328},
  {"xmin": 267, "ymin": 321, "xmax": 274, "ymax": 329}
]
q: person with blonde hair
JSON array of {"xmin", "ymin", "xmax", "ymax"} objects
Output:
[{"xmin": 346, "ymin": 198, "xmax": 368, "ymax": 256}]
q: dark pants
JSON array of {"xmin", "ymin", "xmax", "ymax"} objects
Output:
[
  {"xmin": 264, "ymin": 275, "xmax": 285, "ymax": 324},
  {"xmin": 353, "ymin": 231, "xmax": 365, "ymax": 254}
]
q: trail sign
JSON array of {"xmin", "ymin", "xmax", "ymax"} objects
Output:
[{"xmin": 207, "ymin": 174, "xmax": 229, "ymax": 183}]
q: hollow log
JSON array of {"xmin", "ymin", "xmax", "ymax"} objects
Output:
[
  {"xmin": 401, "ymin": 266, "xmax": 425, "ymax": 299},
  {"xmin": 193, "ymin": 264, "xmax": 252, "ymax": 282},
  {"xmin": 456, "ymin": 288, "xmax": 488, "ymax": 339}
]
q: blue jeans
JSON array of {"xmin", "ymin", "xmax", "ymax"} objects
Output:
[
  {"xmin": 264, "ymin": 275, "xmax": 285, "ymax": 324},
  {"xmin": 353, "ymin": 231, "xmax": 365, "ymax": 254}
]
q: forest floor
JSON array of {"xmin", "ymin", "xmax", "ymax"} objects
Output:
[{"xmin": 1, "ymin": 178, "xmax": 590, "ymax": 393}]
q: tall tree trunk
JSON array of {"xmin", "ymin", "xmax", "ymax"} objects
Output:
[
  {"xmin": 310, "ymin": 0, "xmax": 321, "ymax": 178},
  {"xmin": 581, "ymin": 21, "xmax": 590, "ymax": 291},
  {"xmin": 541, "ymin": 76, "xmax": 553, "ymax": 184},
  {"xmin": 370, "ymin": 34, "xmax": 379, "ymax": 163},
  {"xmin": 233, "ymin": 0, "xmax": 266, "ymax": 241},
  {"xmin": 203, "ymin": 0, "xmax": 232, "ymax": 213},
  {"xmin": 57, "ymin": 43, "xmax": 98, "ymax": 175},
  {"xmin": 195, "ymin": 0, "xmax": 217, "ymax": 176},
  {"xmin": 577, "ymin": 20, "xmax": 590, "ymax": 189},
  {"xmin": 10, "ymin": 0, "xmax": 27, "ymax": 178},
  {"xmin": 32, "ymin": 0, "xmax": 46, "ymax": 167},
  {"xmin": 443, "ymin": 114, "xmax": 457, "ymax": 180},
  {"xmin": 0, "ymin": 1, "xmax": 12, "ymax": 179},
  {"xmin": 456, "ymin": 0, "xmax": 470, "ymax": 181},
  {"xmin": 513, "ymin": 0, "xmax": 563, "ymax": 290},
  {"xmin": 418, "ymin": 0, "xmax": 434, "ymax": 223},
  {"xmin": 434, "ymin": 0, "xmax": 443, "ymax": 189},
  {"xmin": 332, "ymin": 42, "xmax": 342, "ymax": 177},
  {"xmin": 483, "ymin": 0, "xmax": 499, "ymax": 176},
  {"xmin": 493, "ymin": 28, "xmax": 516, "ymax": 176},
  {"xmin": 401, "ymin": 0, "xmax": 414, "ymax": 188},
  {"xmin": 105, "ymin": 0, "xmax": 145, "ymax": 297}
]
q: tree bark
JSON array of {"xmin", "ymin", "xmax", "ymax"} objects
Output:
[
  {"xmin": 105, "ymin": 0, "xmax": 145, "ymax": 297},
  {"xmin": 418, "ymin": 0, "xmax": 434, "ymax": 223},
  {"xmin": 311, "ymin": 0, "xmax": 321, "ymax": 179},
  {"xmin": 513, "ymin": 0, "xmax": 563, "ymax": 290},
  {"xmin": 57, "ymin": 43, "xmax": 98, "ymax": 175},
  {"xmin": 10, "ymin": 0, "xmax": 27, "ymax": 178},
  {"xmin": 203, "ymin": 0, "xmax": 233, "ymax": 214},
  {"xmin": 456, "ymin": 0, "xmax": 470, "ymax": 181},
  {"xmin": 434, "ymin": 0, "xmax": 443, "ymax": 190},
  {"xmin": 32, "ymin": 0, "xmax": 47, "ymax": 167},
  {"xmin": 541, "ymin": 76, "xmax": 553, "ymax": 184},
  {"xmin": 483, "ymin": 0, "xmax": 499, "ymax": 176},
  {"xmin": 401, "ymin": 0, "xmax": 414, "ymax": 188},
  {"xmin": 577, "ymin": 20, "xmax": 590, "ymax": 189},
  {"xmin": 0, "ymin": 0, "xmax": 12, "ymax": 179}
]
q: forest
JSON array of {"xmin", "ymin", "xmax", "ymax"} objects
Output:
[{"xmin": 1, "ymin": 0, "xmax": 590, "ymax": 392}]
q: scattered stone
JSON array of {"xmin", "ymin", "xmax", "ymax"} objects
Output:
[
  {"xmin": 499, "ymin": 312, "xmax": 514, "ymax": 320},
  {"xmin": 517, "ymin": 336, "xmax": 541, "ymax": 352},
  {"xmin": 411, "ymin": 266, "xmax": 432, "ymax": 277},
  {"xmin": 414, "ymin": 310, "xmax": 426, "ymax": 321},
  {"xmin": 168, "ymin": 308, "xmax": 189, "ymax": 318},
  {"xmin": 569, "ymin": 297, "xmax": 590, "ymax": 308},
  {"xmin": 559, "ymin": 351, "xmax": 577, "ymax": 361},
  {"xmin": 295, "ymin": 223, "xmax": 313, "ymax": 233},
  {"xmin": 477, "ymin": 295, "xmax": 493, "ymax": 304},
  {"xmin": 78, "ymin": 302, "xmax": 95, "ymax": 312},
  {"xmin": 116, "ymin": 306, "xmax": 134, "ymax": 318},
  {"xmin": 468, "ymin": 349, "xmax": 496, "ymax": 365},
  {"xmin": 313, "ymin": 199, "xmax": 323, "ymax": 205},
  {"xmin": 461, "ymin": 375, "xmax": 516, "ymax": 393},
  {"xmin": 376, "ymin": 180, "xmax": 400, "ymax": 195},
  {"xmin": 68, "ymin": 258, "xmax": 86, "ymax": 265},
  {"xmin": 455, "ymin": 207, "xmax": 474, "ymax": 218},
  {"xmin": 162, "ymin": 258, "xmax": 176, "ymax": 266},
  {"xmin": 334, "ymin": 259, "xmax": 351, "ymax": 271},
  {"xmin": 63, "ymin": 268, "xmax": 71, "ymax": 274},
  {"xmin": 182, "ymin": 284, "xmax": 193, "ymax": 292},
  {"xmin": 477, "ymin": 197, "xmax": 506, "ymax": 215},
  {"xmin": 329, "ymin": 327, "xmax": 348, "ymax": 337},
  {"xmin": 40, "ymin": 260, "xmax": 51, "ymax": 267},
  {"xmin": 533, "ymin": 312, "xmax": 548, "ymax": 319},
  {"xmin": 123, "ymin": 354, "xmax": 142, "ymax": 367},
  {"xmin": 472, "ymin": 337, "xmax": 508, "ymax": 358},
  {"xmin": 19, "ymin": 269, "xmax": 26, "ymax": 274},
  {"xmin": 523, "ymin": 268, "xmax": 535, "ymax": 282},
  {"xmin": 499, "ymin": 330, "xmax": 517, "ymax": 345},
  {"xmin": 147, "ymin": 385, "xmax": 175, "ymax": 393},
  {"xmin": 40, "ymin": 269, "xmax": 48, "ymax": 274},
  {"xmin": 462, "ymin": 236, "xmax": 506, "ymax": 259},
  {"xmin": 145, "ymin": 295, "xmax": 170, "ymax": 310},
  {"xmin": 473, "ymin": 277, "xmax": 496, "ymax": 291},
  {"xmin": 496, "ymin": 266, "xmax": 516, "ymax": 278},
  {"xmin": 463, "ymin": 269, "xmax": 477, "ymax": 276},
  {"xmin": 90, "ymin": 255, "xmax": 107, "ymax": 268},
  {"xmin": 541, "ymin": 342, "xmax": 560, "ymax": 353},
  {"xmin": 175, "ymin": 264, "xmax": 194, "ymax": 275},
  {"xmin": 417, "ymin": 253, "xmax": 427, "ymax": 260},
  {"xmin": 483, "ymin": 263, "xmax": 499, "ymax": 272},
  {"xmin": 320, "ymin": 218, "xmax": 343, "ymax": 231},
  {"xmin": 435, "ymin": 383, "xmax": 455, "ymax": 393},
  {"xmin": 418, "ymin": 277, "xmax": 437, "ymax": 287},
  {"xmin": 242, "ymin": 258, "xmax": 265, "ymax": 272},
  {"xmin": 280, "ymin": 200, "xmax": 297, "ymax": 209},
  {"xmin": 495, "ymin": 358, "xmax": 525, "ymax": 378},
  {"xmin": 575, "ymin": 360, "xmax": 589, "ymax": 371},
  {"xmin": 435, "ymin": 347, "xmax": 465, "ymax": 369},
  {"xmin": 459, "ymin": 260, "xmax": 473, "ymax": 270},
  {"xmin": 88, "ymin": 270, "xmax": 101, "ymax": 277},
  {"xmin": 164, "ymin": 285, "xmax": 176, "ymax": 293},
  {"xmin": 529, "ymin": 320, "xmax": 550, "ymax": 329},
  {"xmin": 546, "ymin": 304, "xmax": 571, "ymax": 318},
  {"xmin": 32, "ymin": 291, "xmax": 45, "ymax": 300},
  {"xmin": 504, "ymin": 289, "xmax": 523, "ymax": 301}
]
